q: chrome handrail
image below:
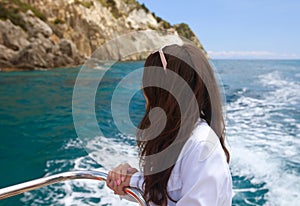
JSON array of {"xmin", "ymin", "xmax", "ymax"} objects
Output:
[{"xmin": 0, "ymin": 170, "xmax": 147, "ymax": 206}]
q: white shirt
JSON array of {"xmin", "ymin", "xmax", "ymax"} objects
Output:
[{"xmin": 129, "ymin": 119, "xmax": 232, "ymax": 206}]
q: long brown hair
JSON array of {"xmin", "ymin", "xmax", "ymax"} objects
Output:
[{"xmin": 137, "ymin": 44, "xmax": 229, "ymax": 205}]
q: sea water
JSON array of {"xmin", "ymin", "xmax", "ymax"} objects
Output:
[{"xmin": 0, "ymin": 60, "xmax": 299, "ymax": 205}]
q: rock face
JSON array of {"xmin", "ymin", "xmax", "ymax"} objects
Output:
[
  {"xmin": 0, "ymin": 0, "xmax": 207, "ymax": 70},
  {"xmin": 0, "ymin": 19, "xmax": 30, "ymax": 51}
]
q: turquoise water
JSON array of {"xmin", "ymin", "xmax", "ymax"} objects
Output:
[{"xmin": 0, "ymin": 60, "xmax": 299, "ymax": 205}]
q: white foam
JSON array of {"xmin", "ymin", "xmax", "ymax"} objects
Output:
[
  {"xmin": 260, "ymin": 71, "xmax": 300, "ymax": 105},
  {"xmin": 86, "ymin": 135, "xmax": 139, "ymax": 170},
  {"xmin": 227, "ymin": 71, "xmax": 300, "ymax": 205},
  {"xmin": 21, "ymin": 137, "xmax": 140, "ymax": 206}
]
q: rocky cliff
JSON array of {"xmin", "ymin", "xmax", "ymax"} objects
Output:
[{"xmin": 0, "ymin": 0, "xmax": 206, "ymax": 71}]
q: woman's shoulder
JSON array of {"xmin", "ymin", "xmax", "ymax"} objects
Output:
[
  {"xmin": 180, "ymin": 119, "xmax": 223, "ymax": 162},
  {"xmin": 169, "ymin": 119, "xmax": 232, "ymax": 205}
]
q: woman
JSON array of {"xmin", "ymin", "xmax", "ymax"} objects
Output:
[{"xmin": 106, "ymin": 44, "xmax": 232, "ymax": 205}]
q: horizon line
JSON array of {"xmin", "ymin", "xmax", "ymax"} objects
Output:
[{"xmin": 209, "ymin": 58, "xmax": 300, "ymax": 60}]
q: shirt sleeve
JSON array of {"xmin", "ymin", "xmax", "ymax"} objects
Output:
[
  {"xmin": 176, "ymin": 140, "xmax": 232, "ymax": 206},
  {"xmin": 129, "ymin": 171, "xmax": 144, "ymax": 190}
]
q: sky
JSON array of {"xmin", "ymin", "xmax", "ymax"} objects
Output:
[{"xmin": 137, "ymin": 0, "xmax": 300, "ymax": 59}]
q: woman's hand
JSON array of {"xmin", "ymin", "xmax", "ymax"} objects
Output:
[{"xmin": 106, "ymin": 163, "xmax": 138, "ymax": 195}]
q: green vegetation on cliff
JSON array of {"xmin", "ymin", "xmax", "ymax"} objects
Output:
[
  {"xmin": 175, "ymin": 23, "xmax": 196, "ymax": 40},
  {"xmin": 0, "ymin": 0, "xmax": 45, "ymax": 20},
  {"xmin": 0, "ymin": 2, "xmax": 26, "ymax": 30},
  {"xmin": 74, "ymin": 0, "xmax": 94, "ymax": 8},
  {"xmin": 152, "ymin": 12, "xmax": 171, "ymax": 29},
  {"xmin": 0, "ymin": 0, "xmax": 46, "ymax": 30},
  {"xmin": 97, "ymin": 0, "xmax": 121, "ymax": 18}
]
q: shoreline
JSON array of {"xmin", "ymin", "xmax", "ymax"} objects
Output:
[
  {"xmin": 1, "ymin": 59, "xmax": 299, "ymax": 72},
  {"xmin": 0, "ymin": 60, "xmax": 147, "ymax": 72}
]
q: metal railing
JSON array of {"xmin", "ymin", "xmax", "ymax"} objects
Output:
[{"xmin": 0, "ymin": 170, "xmax": 147, "ymax": 206}]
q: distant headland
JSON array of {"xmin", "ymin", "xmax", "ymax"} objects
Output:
[{"xmin": 0, "ymin": 0, "xmax": 206, "ymax": 71}]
